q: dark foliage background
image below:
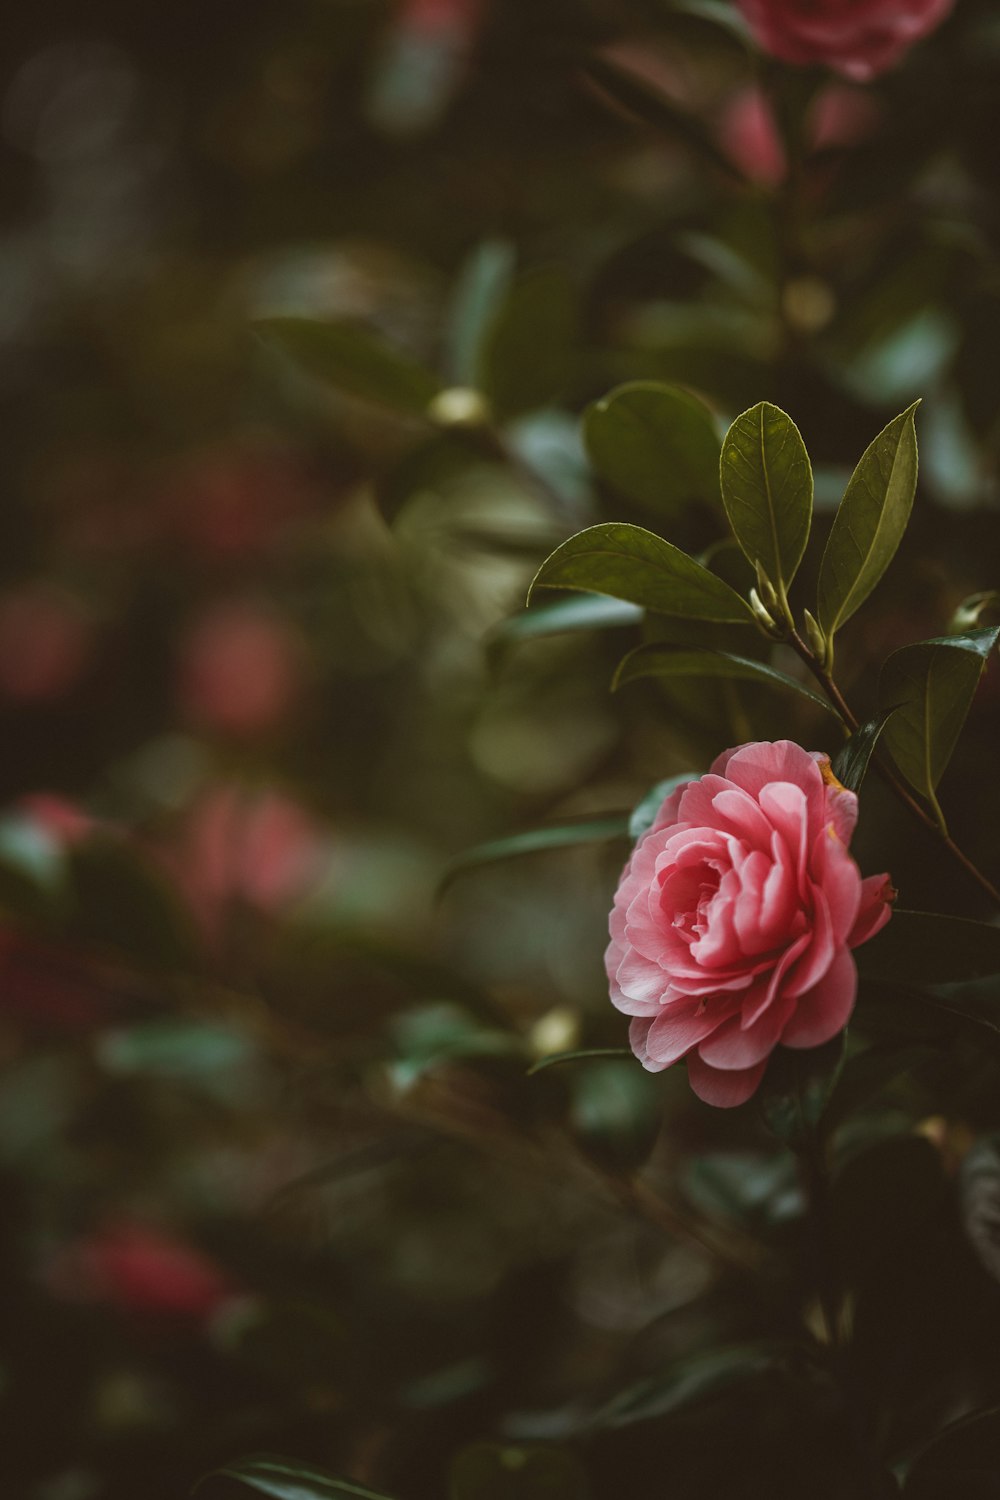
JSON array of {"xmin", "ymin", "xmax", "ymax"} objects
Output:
[{"xmin": 2, "ymin": 2, "xmax": 1000, "ymax": 1497}]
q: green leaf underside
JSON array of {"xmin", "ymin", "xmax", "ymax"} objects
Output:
[
  {"xmin": 858, "ymin": 909, "xmax": 1000, "ymax": 985},
  {"xmin": 720, "ymin": 402, "xmax": 812, "ymax": 596},
  {"xmin": 583, "ymin": 381, "xmax": 721, "ymax": 514},
  {"xmin": 878, "ymin": 628, "xmax": 999, "ymax": 803},
  {"xmin": 613, "ymin": 644, "xmax": 835, "ymax": 711},
  {"xmin": 495, "ymin": 595, "xmax": 643, "ymax": 647},
  {"xmin": 528, "ymin": 523, "xmax": 754, "ymax": 622},
  {"xmin": 254, "ymin": 318, "xmax": 440, "ymax": 414},
  {"xmin": 830, "ymin": 710, "xmax": 895, "ymax": 793},
  {"xmin": 439, "ymin": 817, "xmax": 630, "ymax": 894},
  {"xmin": 198, "ymin": 1454, "xmax": 396, "ymax": 1500},
  {"xmin": 527, "ymin": 1048, "xmax": 633, "ymax": 1075},
  {"xmin": 817, "ymin": 403, "xmax": 920, "ymax": 639}
]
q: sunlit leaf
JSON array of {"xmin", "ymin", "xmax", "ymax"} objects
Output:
[
  {"xmin": 830, "ymin": 710, "xmax": 895, "ymax": 793},
  {"xmin": 196, "ymin": 1453, "xmax": 397, "ymax": 1500},
  {"xmin": 583, "ymin": 381, "xmax": 721, "ymax": 515},
  {"xmin": 719, "ymin": 402, "xmax": 812, "ymax": 600},
  {"xmin": 613, "ymin": 644, "xmax": 834, "ymax": 712},
  {"xmin": 857, "ymin": 909, "xmax": 1000, "ymax": 985},
  {"xmin": 439, "ymin": 817, "xmax": 629, "ymax": 895},
  {"xmin": 528, "ymin": 523, "xmax": 754, "ymax": 622},
  {"xmin": 878, "ymin": 627, "xmax": 999, "ymax": 825},
  {"xmin": 255, "ymin": 318, "xmax": 441, "ymax": 415},
  {"xmin": 817, "ymin": 404, "xmax": 920, "ymax": 645},
  {"xmin": 477, "ymin": 267, "xmax": 576, "ymax": 419}
]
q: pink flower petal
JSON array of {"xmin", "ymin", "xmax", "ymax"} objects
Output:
[
  {"xmin": 781, "ymin": 947, "xmax": 857, "ymax": 1049},
  {"xmin": 687, "ymin": 1051, "xmax": 767, "ymax": 1108}
]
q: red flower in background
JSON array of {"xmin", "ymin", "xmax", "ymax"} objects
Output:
[
  {"xmin": 176, "ymin": 600, "xmax": 306, "ymax": 737},
  {"xmin": 0, "ymin": 584, "xmax": 93, "ymax": 703},
  {"xmin": 47, "ymin": 1223, "xmax": 235, "ymax": 1322},
  {"xmin": 735, "ymin": 0, "xmax": 954, "ymax": 81}
]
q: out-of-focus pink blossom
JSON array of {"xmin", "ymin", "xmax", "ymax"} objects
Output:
[
  {"xmin": 809, "ymin": 83, "xmax": 882, "ymax": 149},
  {"xmin": 16, "ymin": 793, "xmax": 95, "ymax": 847},
  {"xmin": 0, "ymin": 584, "xmax": 93, "ymax": 703},
  {"xmin": 735, "ymin": 0, "xmax": 954, "ymax": 82},
  {"xmin": 160, "ymin": 444, "xmax": 322, "ymax": 560},
  {"xmin": 47, "ymin": 1223, "xmax": 235, "ymax": 1322},
  {"xmin": 607, "ymin": 742, "xmax": 895, "ymax": 1107},
  {"xmin": 176, "ymin": 600, "xmax": 305, "ymax": 736},
  {"xmin": 718, "ymin": 86, "xmax": 788, "ymax": 187}
]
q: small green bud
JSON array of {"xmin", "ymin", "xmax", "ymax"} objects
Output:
[
  {"xmin": 754, "ymin": 560, "xmax": 780, "ymax": 612},
  {"xmin": 427, "ymin": 386, "xmax": 492, "ymax": 429},
  {"xmin": 803, "ymin": 608, "xmax": 829, "ymax": 665},
  {"xmin": 749, "ymin": 587, "xmax": 784, "ymax": 640}
]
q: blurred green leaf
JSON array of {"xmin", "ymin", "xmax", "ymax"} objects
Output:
[
  {"xmin": 757, "ymin": 1035, "xmax": 846, "ymax": 1147},
  {"xmin": 528, "ymin": 523, "xmax": 754, "ymax": 621},
  {"xmin": 581, "ymin": 53, "xmax": 741, "ymax": 180},
  {"xmin": 960, "ymin": 1136, "xmax": 1000, "ymax": 1283},
  {"xmin": 439, "ymin": 817, "xmax": 630, "ymax": 894},
  {"xmin": 629, "ymin": 773, "xmax": 698, "ymax": 840},
  {"xmin": 255, "ymin": 318, "xmax": 441, "ymax": 415},
  {"xmin": 447, "ymin": 239, "xmax": 517, "ymax": 387},
  {"xmin": 613, "ymin": 644, "xmax": 834, "ymax": 711},
  {"xmin": 477, "ymin": 267, "xmax": 576, "ymax": 419},
  {"xmin": 67, "ymin": 838, "xmax": 199, "ymax": 970},
  {"xmin": 449, "ymin": 1443, "xmax": 589, "ymax": 1500},
  {"xmin": 388, "ymin": 1002, "xmax": 522, "ymax": 1088},
  {"xmin": 197, "ymin": 1454, "xmax": 396, "ymax": 1500},
  {"xmin": 857, "ymin": 909, "xmax": 1000, "ymax": 984},
  {"xmin": 568, "ymin": 1058, "xmax": 662, "ymax": 1172},
  {"xmin": 901, "ymin": 1408, "xmax": 1000, "ymax": 1497},
  {"xmin": 877, "ymin": 627, "xmax": 999, "ymax": 826},
  {"xmin": 817, "ymin": 404, "xmax": 920, "ymax": 646},
  {"xmin": 492, "ymin": 596, "xmax": 643, "ymax": 652},
  {"xmin": 583, "ymin": 381, "xmax": 721, "ymax": 515},
  {"xmin": 830, "ymin": 710, "xmax": 896, "ymax": 793},
  {"xmin": 96, "ymin": 1020, "xmax": 257, "ymax": 1099},
  {"xmin": 594, "ymin": 1343, "xmax": 797, "ymax": 1429},
  {"xmin": 720, "ymin": 402, "xmax": 812, "ymax": 604}
]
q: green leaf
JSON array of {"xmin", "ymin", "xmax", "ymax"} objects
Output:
[
  {"xmin": 757, "ymin": 1035, "xmax": 846, "ymax": 1147},
  {"xmin": 830, "ymin": 710, "xmax": 896, "ymax": 793},
  {"xmin": 612, "ymin": 644, "xmax": 835, "ymax": 713},
  {"xmin": 581, "ymin": 53, "xmax": 742, "ymax": 181},
  {"xmin": 254, "ymin": 318, "xmax": 441, "ymax": 415},
  {"xmin": 583, "ymin": 381, "xmax": 721, "ymax": 515},
  {"xmin": 857, "ymin": 909, "xmax": 1000, "ymax": 985},
  {"xmin": 901, "ymin": 1408, "xmax": 1000, "ymax": 1498},
  {"xmin": 449, "ymin": 1443, "xmax": 589, "ymax": 1500},
  {"xmin": 196, "ymin": 1454, "xmax": 397, "ymax": 1500},
  {"xmin": 719, "ymin": 402, "xmax": 812, "ymax": 602},
  {"xmin": 877, "ymin": 627, "xmax": 999, "ymax": 826},
  {"xmin": 477, "ymin": 267, "xmax": 576, "ymax": 419},
  {"xmin": 528, "ymin": 523, "xmax": 754, "ymax": 622},
  {"xmin": 960, "ymin": 1136, "xmax": 1000, "ymax": 1284},
  {"xmin": 594, "ymin": 1343, "xmax": 798, "ymax": 1430},
  {"xmin": 629, "ymin": 773, "xmax": 698, "ymax": 840},
  {"xmin": 490, "ymin": 595, "xmax": 643, "ymax": 652},
  {"xmin": 447, "ymin": 239, "xmax": 516, "ymax": 387},
  {"xmin": 527, "ymin": 1048, "xmax": 633, "ymax": 1076},
  {"xmin": 439, "ymin": 816, "xmax": 630, "ymax": 895},
  {"xmin": 569, "ymin": 1059, "xmax": 662, "ymax": 1173},
  {"xmin": 816, "ymin": 404, "xmax": 920, "ymax": 644}
]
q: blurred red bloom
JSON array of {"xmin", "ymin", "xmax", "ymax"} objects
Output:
[
  {"xmin": 0, "ymin": 583, "xmax": 93, "ymax": 703},
  {"xmin": 735, "ymin": 0, "xmax": 954, "ymax": 81},
  {"xmin": 47, "ymin": 1223, "xmax": 235, "ymax": 1321},
  {"xmin": 176, "ymin": 600, "xmax": 306, "ymax": 736},
  {"xmin": 160, "ymin": 443, "xmax": 322, "ymax": 560},
  {"xmin": 718, "ymin": 86, "xmax": 787, "ymax": 187}
]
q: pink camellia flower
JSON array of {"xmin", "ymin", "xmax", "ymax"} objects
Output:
[
  {"xmin": 47, "ymin": 1223, "xmax": 235, "ymax": 1322},
  {"xmin": 606, "ymin": 742, "xmax": 894, "ymax": 1107},
  {"xmin": 735, "ymin": 0, "xmax": 954, "ymax": 82}
]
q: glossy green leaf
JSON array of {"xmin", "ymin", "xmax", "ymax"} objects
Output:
[
  {"xmin": 719, "ymin": 402, "xmax": 812, "ymax": 601},
  {"xmin": 439, "ymin": 816, "xmax": 629, "ymax": 895},
  {"xmin": 757, "ymin": 1035, "xmax": 846, "ymax": 1147},
  {"xmin": 629, "ymin": 773, "xmax": 698, "ymax": 840},
  {"xmin": 528, "ymin": 523, "xmax": 754, "ymax": 622},
  {"xmin": 491, "ymin": 595, "xmax": 643, "ymax": 651},
  {"xmin": 902, "ymin": 1407, "xmax": 1000, "ymax": 1498},
  {"xmin": 817, "ymin": 403, "xmax": 920, "ymax": 642},
  {"xmin": 612, "ymin": 644, "xmax": 834, "ymax": 712},
  {"xmin": 878, "ymin": 627, "xmax": 999, "ymax": 824},
  {"xmin": 196, "ymin": 1454, "xmax": 397, "ymax": 1500},
  {"xmin": 477, "ymin": 267, "xmax": 576, "ymax": 419},
  {"xmin": 447, "ymin": 239, "xmax": 516, "ymax": 387},
  {"xmin": 583, "ymin": 381, "xmax": 721, "ymax": 515},
  {"xmin": 527, "ymin": 1048, "xmax": 633, "ymax": 1076},
  {"xmin": 449, "ymin": 1443, "xmax": 589, "ymax": 1500},
  {"xmin": 254, "ymin": 318, "xmax": 441, "ymax": 415},
  {"xmin": 830, "ymin": 710, "xmax": 895, "ymax": 793},
  {"xmin": 857, "ymin": 909, "xmax": 1000, "ymax": 985}
]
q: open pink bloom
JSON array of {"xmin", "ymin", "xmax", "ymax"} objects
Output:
[
  {"xmin": 606, "ymin": 742, "xmax": 894, "ymax": 1107},
  {"xmin": 735, "ymin": 0, "xmax": 953, "ymax": 82}
]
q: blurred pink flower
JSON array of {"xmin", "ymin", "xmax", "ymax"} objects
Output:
[
  {"xmin": 607, "ymin": 742, "xmax": 894, "ymax": 1107},
  {"xmin": 809, "ymin": 82, "xmax": 882, "ymax": 149},
  {"xmin": 176, "ymin": 600, "xmax": 305, "ymax": 736},
  {"xmin": 160, "ymin": 444, "xmax": 322, "ymax": 560},
  {"xmin": 735, "ymin": 0, "xmax": 954, "ymax": 82},
  {"xmin": 16, "ymin": 793, "xmax": 95, "ymax": 847},
  {"xmin": 718, "ymin": 86, "xmax": 787, "ymax": 186},
  {"xmin": 47, "ymin": 1223, "xmax": 234, "ymax": 1322},
  {"xmin": 0, "ymin": 583, "xmax": 93, "ymax": 702}
]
